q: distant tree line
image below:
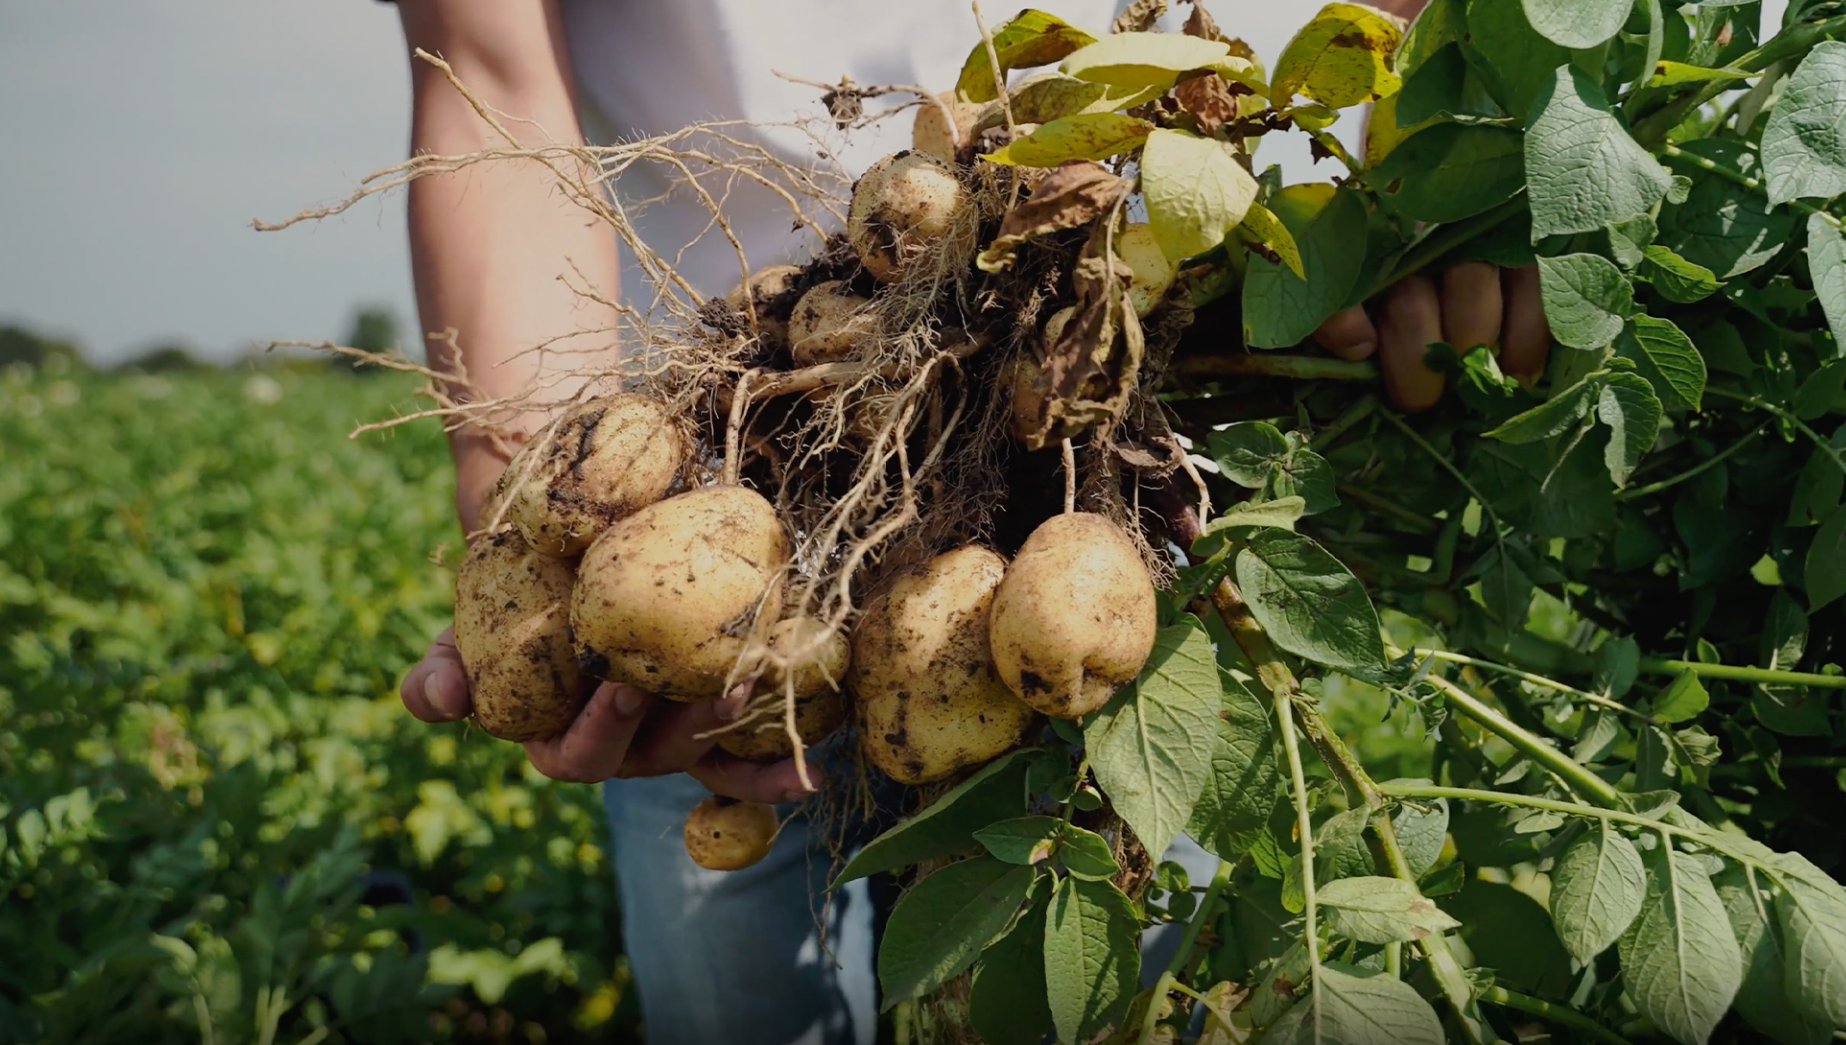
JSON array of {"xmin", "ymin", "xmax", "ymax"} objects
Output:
[{"xmin": 0, "ymin": 307, "xmax": 404, "ymax": 375}]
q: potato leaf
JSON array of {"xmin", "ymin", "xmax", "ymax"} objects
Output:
[
  {"xmin": 1617, "ymin": 314, "xmax": 1706, "ymax": 411},
  {"xmin": 878, "ymin": 856, "xmax": 1037, "ymax": 1008},
  {"xmin": 1618, "ymin": 845, "xmax": 1742, "ymax": 1045},
  {"xmin": 1549, "ymin": 821, "xmax": 1646, "ymax": 963},
  {"xmin": 1525, "ymin": 67, "xmax": 1673, "ymax": 240},
  {"xmin": 980, "ymin": 113, "xmax": 1154, "ymax": 167},
  {"xmin": 1240, "ymin": 201, "xmax": 1304, "ymax": 279},
  {"xmin": 1522, "ymin": 0, "xmax": 1628, "ymax": 49},
  {"xmin": 1235, "ymin": 528, "xmax": 1386, "ymax": 672},
  {"xmin": 1597, "ymin": 371, "xmax": 1663, "ymax": 487},
  {"xmin": 1763, "ymin": 41, "xmax": 1846, "ymax": 205},
  {"xmin": 1059, "ymin": 32, "xmax": 1232, "ymax": 92},
  {"xmin": 1241, "ymin": 184, "xmax": 1368, "ymax": 347},
  {"xmin": 1141, "ymin": 128, "xmax": 1259, "ymax": 262},
  {"xmin": 956, "ymin": 10, "xmax": 1097, "ymax": 104},
  {"xmin": 1261, "ymin": 963, "xmax": 1445, "ymax": 1045},
  {"xmin": 1372, "ymin": 123, "xmax": 1526, "ymax": 223},
  {"xmin": 1186, "ymin": 670, "xmax": 1282, "ymax": 861},
  {"xmin": 969, "ymin": 895, "xmax": 1055, "ymax": 1045},
  {"xmin": 1537, "ymin": 253, "xmax": 1633, "ymax": 349},
  {"xmin": 1773, "ymin": 853, "xmax": 1846, "ymax": 1028},
  {"xmin": 1271, "ymin": 3, "xmax": 1404, "ymax": 108},
  {"xmin": 1044, "ymin": 876, "xmax": 1140, "ymax": 1044},
  {"xmin": 1318, "ymin": 876, "xmax": 1461, "ymax": 944},
  {"xmin": 833, "ymin": 749, "xmax": 1035, "ymax": 885},
  {"xmin": 1806, "ymin": 212, "xmax": 1846, "ymax": 356}
]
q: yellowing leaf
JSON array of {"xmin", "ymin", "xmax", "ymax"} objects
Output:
[
  {"xmin": 1272, "ymin": 2, "xmax": 1405, "ymax": 108},
  {"xmin": 1239, "ymin": 202, "xmax": 1303, "ymax": 279},
  {"xmin": 1648, "ymin": 61, "xmax": 1751, "ymax": 88},
  {"xmin": 981, "ymin": 113, "xmax": 1154, "ymax": 166},
  {"xmin": 1141, "ymin": 128, "xmax": 1259, "ymax": 261},
  {"xmin": 1060, "ymin": 32, "xmax": 1232, "ymax": 92},
  {"xmin": 956, "ymin": 9, "xmax": 1098, "ymax": 103},
  {"xmin": 1363, "ymin": 91, "xmax": 1433, "ymax": 167}
]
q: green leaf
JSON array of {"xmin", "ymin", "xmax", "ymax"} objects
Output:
[
  {"xmin": 1462, "ymin": 0, "xmax": 1573, "ymax": 121},
  {"xmin": 1059, "ymin": 31, "xmax": 1232, "ymax": 92},
  {"xmin": 877, "ymin": 857, "xmax": 1036, "ymax": 1007},
  {"xmin": 1259, "ymin": 963, "xmax": 1445, "ymax": 1045},
  {"xmin": 1597, "ymin": 371, "xmax": 1663, "ymax": 487},
  {"xmin": 1242, "ymin": 185, "xmax": 1368, "ymax": 348},
  {"xmin": 1235, "ymin": 529, "xmax": 1387, "ymax": 673},
  {"xmin": 1618, "ymin": 845, "xmax": 1743, "ymax": 1045},
  {"xmin": 1141, "ymin": 129, "xmax": 1259, "ymax": 262},
  {"xmin": 1187, "ymin": 671, "xmax": 1282, "ymax": 861},
  {"xmin": 1716, "ymin": 864, "xmax": 1835, "ymax": 1045},
  {"xmin": 1763, "ymin": 41, "xmax": 1846, "ymax": 205},
  {"xmin": 1525, "ymin": 66, "xmax": 1673, "ymax": 240},
  {"xmin": 1059, "ymin": 825, "xmax": 1121, "ymax": 881},
  {"xmin": 1390, "ymin": 794, "xmax": 1450, "ymax": 878},
  {"xmin": 1522, "ymin": 0, "xmax": 1628, "ymax": 49},
  {"xmin": 833, "ymin": 748, "xmax": 1035, "ymax": 885},
  {"xmin": 1198, "ymin": 498, "xmax": 1309, "ymax": 542},
  {"xmin": 1807, "ymin": 505, "xmax": 1846, "ymax": 613},
  {"xmin": 969, "ymin": 894, "xmax": 1055, "ymax": 1045},
  {"xmin": 1205, "ymin": 422, "xmax": 1338, "ymax": 514},
  {"xmin": 1789, "ymin": 428, "xmax": 1846, "ymax": 526},
  {"xmin": 974, "ymin": 816, "xmax": 1062, "ymax": 866},
  {"xmin": 1284, "ymin": 807, "xmax": 1377, "ymax": 912},
  {"xmin": 1319, "ymin": 876, "xmax": 1461, "ymax": 944},
  {"xmin": 1537, "ymin": 253, "xmax": 1633, "ymax": 349},
  {"xmin": 1396, "ymin": 42, "xmax": 1469, "ymax": 126},
  {"xmin": 1371, "ymin": 123, "xmax": 1526, "ymax": 223},
  {"xmin": 1443, "ymin": 878, "xmax": 1577, "ymax": 996},
  {"xmin": 1484, "ymin": 374, "xmax": 1599, "ymax": 443},
  {"xmin": 1044, "ymin": 876, "xmax": 1140, "ymax": 1044},
  {"xmin": 1638, "ymin": 245, "xmax": 1722, "ymax": 304},
  {"xmin": 1773, "ymin": 853, "xmax": 1846, "ymax": 1028},
  {"xmin": 1806, "ymin": 213, "xmax": 1846, "ymax": 357},
  {"xmin": 1652, "ymin": 671, "xmax": 1709, "ymax": 723},
  {"xmin": 1618, "ymin": 314, "xmax": 1707, "ymax": 411},
  {"xmin": 1658, "ymin": 139, "xmax": 1795, "ymax": 279},
  {"xmin": 1271, "ymin": 3, "xmax": 1404, "ymax": 107},
  {"xmin": 1549, "ymin": 821, "xmax": 1647, "ymax": 963},
  {"xmin": 1085, "ymin": 617, "xmax": 1222, "ymax": 860},
  {"xmin": 956, "ymin": 10, "xmax": 1098, "ymax": 103},
  {"xmin": 1399, "ymin": 0, "xmax": 1468, "ymax": 76},
  {"xmin": 981, "ymin": 112, "xmax": 1154, "ymax": 167}
]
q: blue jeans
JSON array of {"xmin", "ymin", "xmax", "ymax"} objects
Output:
[
  {"xmin": 603, "ymin": 776, "xmax": 1220, "ymax": 1044},
  {"xmin": 602, "ymin": 774, "xmax": 878, "ymax": 1045}
]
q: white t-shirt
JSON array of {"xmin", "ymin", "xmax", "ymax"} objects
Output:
[{"xmin": 556, "ymin": 1, "xmax": 1322, "ymax": 301}]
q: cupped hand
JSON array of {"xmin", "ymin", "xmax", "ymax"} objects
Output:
[
  {"xmin": 399, "ymin": 628, "xmax": 816, "ymax": 803},
  {"xmin": 1312, "ymin": 261, "xmax": 1550, "ymax": 411}
]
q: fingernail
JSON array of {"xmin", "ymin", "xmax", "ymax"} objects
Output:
[
  {"xmin": 613, "ymin": 685, "xmax": 647, "ymax": 716},
  {"xmin": 714, "ymin": 696, "xmax": 745, "ymax": 722},
  {"xmin": 426, "ymin": 674, "xmax": 464, "ymax": 719}
]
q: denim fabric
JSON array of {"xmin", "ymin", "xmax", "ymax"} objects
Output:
[{"xmin": 601, "ymin": 773, "xmax": 877, "ymax": 1045}]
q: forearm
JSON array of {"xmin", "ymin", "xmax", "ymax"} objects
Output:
[{"xmin": 398, "ymin": 0, "xmax": 621, "ymax": 530}]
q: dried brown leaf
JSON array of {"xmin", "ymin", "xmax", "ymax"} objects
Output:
[
  {"xmin": 976, "ymin": 160, "xmax": 1131, "ymax": 273},
  {"xmin": 1173, "ymin": 73, "xmax": 1242, "ymax": 136},
  {"xmin": 1112, "ymin": 0, "xmax": 1167, "ymax": 35}
]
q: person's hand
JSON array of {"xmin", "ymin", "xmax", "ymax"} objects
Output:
[
  {"xmin": 400, "ymin": 626, "xmax": 818, "ymax": 803},
  {"xmin": 1312, "ymin": 261, "xmax": 1550, "ymax": 412}
]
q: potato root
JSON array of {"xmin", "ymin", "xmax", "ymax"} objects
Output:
[
  {"xmin": 452, "ymin": 530, "xmax": 584, "ymax": 742},
  {"xmin": 851, "ymin": 546, "xmax": 1037, "ymax": 784},
  {"xmin": 571, "ymin": 485, "xmax": 789, "ymax": 700},
  {"xmin": 717, "ymin": 616, "xmax": 849, "ymax": 761},
  {"xmin": 989, "ymin": 513, "xmax": 1157, "ymax": 718},
  {"xmin": 494, "ymin": 395, "xmax": 684, "ymax": 557}
]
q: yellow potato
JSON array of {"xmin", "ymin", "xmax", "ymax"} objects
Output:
[
  {"xmin": 722, "ymin": 263, "xmax": 804, "ymax": 349},
  {"xmin": 848, "ymin": 152, "xmax": 969, "ymax": 283},
  {"xmin": 494, "ymin": 394, "xmax": 684, "ymax": 557},
  {"xmin": 851, "ymin": 546, "xmax": 1037, "ymax": 784},
  {"xmin": 788, "ymin": 280, "xmax": 877, "ymax": 366},
  {"xmin": 571, "ymin": 486, "xmax": 790, "ymax": 700},
  {"xmin": 451, "ymin": 530, "xmax": 583, "ymax": 742},
  {"xmin": 988, "ymin": 513, "xmax": 1157, "ymax": 718},
  {"xmin": 717, "ymin": 617, "xmax": 850, "ymax": 761},
  {"xmin": 911, "ymin": 91, "xmax": 982, "ymax": 164},
  {"xmin": 683, "ymin": 796, "xmax": 780, "ymax": 871},
  {"xmin": 1118, "ymin": 224, "xmax": 1176, "ymax": 317}
]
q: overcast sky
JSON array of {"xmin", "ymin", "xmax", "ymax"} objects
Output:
[{"xmin": 0, "ymin": 2, "xmax": 1787, "ymax": 365}]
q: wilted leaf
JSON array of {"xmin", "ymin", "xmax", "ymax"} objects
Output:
[
  {"xmin": 981, "ymin": 112, "xmax": 1155, "ymax": 167},
  {"xmin": 956, "ymin": 10, "xmax": 1098, "ymax": 103},
  {"xmin": 1271, "ymin": 3, "xmax": 1404, "ymax": 108},
  {"xmin": 1061, "ymin": 32, "xmax": 1233, "ymax": 91},
  {"xmin": 977, "ymin": 161, "xmax": 1130, "ymax": 273}
]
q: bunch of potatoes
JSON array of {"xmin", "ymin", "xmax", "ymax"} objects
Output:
[{"xmin": 450, "ymin": 145, "xmax": 1163, "ymax": 872}]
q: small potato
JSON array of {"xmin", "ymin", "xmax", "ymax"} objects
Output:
[
  {"xmin": 572, "ymin": 486, "xmax": 790, "ymax": 700},
  {"xmin": 452, "ymin": 530, "xmax": 583, "ymax": 742},
  {"xmin": 494, "ymin": 394, "xmax": 684, "ymax": 557},
  {"xmin": 722, "ymin": 264, "xmax": 804, "ymax": 349},
  {"xmin": 788, "ymin": 280, "xmax": 877, "ymax": 366},
  {"xmin": 848, "ymin": 151, "xmax": 969, "ymax": 283},
  {"xmin": 1118, "ymin": 224, "xmax": 1176, "ymax": 317},
  {"xmin": 851, "ymin": 546, "xmax": 1038, "ymax": 785},
  {"xmin": 989, "ymin": 513, "xmax": 1157, "ymax": 719},
  {"xmin": 911, "ymin": 91, "xmax": 982, "ymax": 164},
  {"xmin": 684, "ymin": 796, "xmax": 780, "ymax": 871},
  {"xmin": 717, "ymin": 617, "xmax": 850, "ymax": 762}
]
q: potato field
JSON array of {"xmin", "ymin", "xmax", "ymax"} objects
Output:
[{"xmin": 0, "ymin": 361, "xmax": 640, "ymax": 1044}]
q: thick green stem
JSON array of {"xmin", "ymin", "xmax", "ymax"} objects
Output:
[
  {"xmin": 1706, "ymin": 387, "xmax": 1846, "ymax": 476},
  {"xmin": 1638, "ymin": 658, "xmax": 1846, "ymax": 690},
  {"xmin": 1409, "ymin": 648, "xmax": 1649, "ymax": 721},
  {"xmin": 1273, "ymin": 684, "xmax": 1324, "ymax": 1031},
  {"xmin": 1633, "ymin": 14, "xmax": 1846, "ymax": 147},
  {"xmin": 1419, "ymin": 674, "xmax": 1625, "ymax": 809},
  {"xmin": 1613, "ymin": 422, "xmax": 1769, "ymax": 501},
  {"xmin": 1165, "ymin": 858, "xmax": 1235, "ymax": 980},
  {"xmin": 1175, "ymin": 353, "xmax": 1379, "ymax": 382},
  {"xmin": 1661, "ymin": 144, "xmax": 1842, "ymax": 227},
  {"xmin": 1136, "ymin": 972, "xmax": 1175, "ymax": 1044},
  {"xmin": 1484, "ymin": 986, "xmax": 1635, "ymax": 1045}
]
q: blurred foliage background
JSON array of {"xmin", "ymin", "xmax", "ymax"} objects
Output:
[{"xmin": 0, "ymin": 322, "xmax": 640, "ymax": 1044}]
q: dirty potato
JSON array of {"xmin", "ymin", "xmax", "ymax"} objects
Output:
[{"xmin": 452, "ymin": 529, "xmax": 583, "ymax": 742}]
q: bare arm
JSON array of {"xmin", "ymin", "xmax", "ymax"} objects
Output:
[{"xmin": 397, "ymin": 0, "xmax": 621, "ymax": 530}]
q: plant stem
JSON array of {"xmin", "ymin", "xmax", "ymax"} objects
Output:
[
  {"xmin": 1613, "ymin": 422, "xmax": 1769, "ymax": 501},
  {"xmin": 1705, "ymin": 387, "xmax": 1846, "ymax": 476},
  {"xmin": 1632, "ymin": 14, "xmax": 1846, "ymax": 147},
  {"xmin": 1164, "ymin": 858, "xmax": 1235, "ymax": 979},
  {"xmin": 1273, "ymin": 683, "xmax": 1324, "ymax": 1033},
  {"xmin": 1409, "ymin": 648, "xmax": 1649, "ymax": 721},
  {"xmin": 1137, "ymin": 971, "xmax": 1175, "ymax": 1044},
  {"xmin": 1417, "ymin": 673, "xmax": 1624, "ymax": 808},
  {"xmin": 1660, "ymin": 144, "xmax": 1842, "ymax": 227},
  {"xmin": 1484, "ymin": 986, "xmax": 1635, "ymax": 1045},
  {"xmin": 1310, "ymin": 394, "xmax": 1379, "ymax": 452},
  {"xmin": 1638, "ymin": 658, "xmax": 1846, "ymax": 690},
  {"xmin": 1175, "ymin": 352, "xmax": 1379, "ymax": 382}
]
